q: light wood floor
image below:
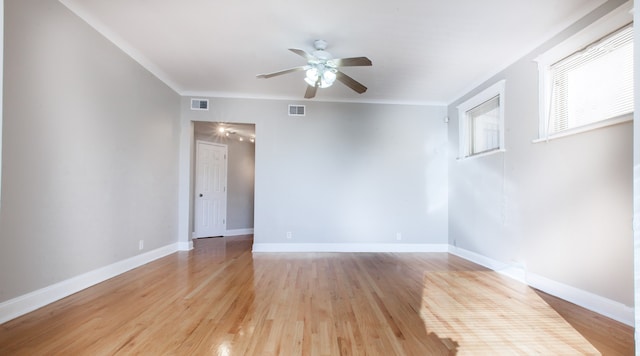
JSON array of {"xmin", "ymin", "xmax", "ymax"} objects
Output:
[{"xmin": 0, "ymin": 236, "xmax": 633, "ymax": 355}]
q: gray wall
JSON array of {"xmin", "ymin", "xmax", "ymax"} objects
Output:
[
  {"xmin": 182, "ymin": 98, "xmax": 448, "ymax": 245},
  {"xmin": 195, "ymin": 123, "xmax": 255, "ymax": 230},
  {"xmin": 0, "ymin": 0, "xmax": 181, "ymax": 302},
  {"xmin": 633, "ymin": 0, "xmax": 639, "ymax": 340},
  {"xmin": 448, "ymin": 0, "xmax": 633, "ymax": 306}
]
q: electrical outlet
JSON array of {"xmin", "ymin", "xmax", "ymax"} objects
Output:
[
  {"xmin": 139, "ymin": 240, "xmax": 144, "ymax": 250},
  {"xmin": 286, "ymin": 232, "xmax": 292, "ymax": 239},
  {"xmin": 396, "ymin": 232, "xmax": 402, "ymax": 241}
]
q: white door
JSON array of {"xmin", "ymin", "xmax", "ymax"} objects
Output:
[{"xmin": 194, "ymin": 141, "xmax": 227, "ymax": 238}]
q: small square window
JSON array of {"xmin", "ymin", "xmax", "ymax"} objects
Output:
[{"xmin": 458, "ymin": 80, "xmax": 505, "ymax": 159}]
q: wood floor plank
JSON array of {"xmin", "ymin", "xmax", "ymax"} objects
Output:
[
  {"xmin": 421, "ymin": 271, "xmax": 600, "ymax": 354},
  {"xmin": 0, "ymin": 236, "xmax": 634, "ymax": 355}
]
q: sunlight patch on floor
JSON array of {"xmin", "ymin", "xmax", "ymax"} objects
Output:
[{"xmin": 420, "ymin": 271, "xmax": 600, "ymax": 355}]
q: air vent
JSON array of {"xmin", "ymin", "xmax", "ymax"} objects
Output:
[
  {"xmin": 191, "ymin": 98, "xmax": 209, "ymax": 111},
  {"xmin": 288, "ymin": 105, "xmax": 305, "ymax": 116}
]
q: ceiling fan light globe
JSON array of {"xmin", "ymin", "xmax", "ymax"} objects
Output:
[
  {"xmin": 305, "ymin": 67, "xmax": 326, "ymax": 87},
  {"xmin": 319, "ymin": 81, "xmax": 331, "ymax": 89},
  {"xmin": 319, "ymin": 78, "xmax": 333, "ymax": 89},
  {"xmin": 305, "ymin": 67, "xmax": 318, "ymax": 79},
  {"xmin": 322, "ymin": 70, "xmax": 336, "ymax": 84}
]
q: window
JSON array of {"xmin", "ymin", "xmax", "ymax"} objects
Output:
[
  {"xmin": 458, "ymin": 80, "xmax": 505, "ymax": 159},
  {"xmin": 536, "ymin": 2, "xmax": 633, "ymax": 140},
  {"xmin": 548, "ymin": 25, "xmax": 633, "ymax": 135}
]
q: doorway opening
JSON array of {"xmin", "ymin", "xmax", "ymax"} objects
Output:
[{"xmin": 192, "ymin": 121, "xmax": 255, "ymax": 239}]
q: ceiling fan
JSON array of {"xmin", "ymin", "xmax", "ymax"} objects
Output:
[{"xmin": 257, "ymin": 40, "xmax": 372, "ymax": 99}]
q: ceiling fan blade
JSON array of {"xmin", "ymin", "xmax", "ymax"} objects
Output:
[
  {"xmin": 336, "ymin": 71, "xmax": 367, "ymax": 94},
  {"xmin": 333, "ymin": 57, "xmax": 372, "ymax": 67},
  {"xmin": 305, "ymin": 76, "xmax": 321, "ymax": 99},
  {"xmin": 289, "ymin": 48, "xmax": 315, "ymax": 61},
  {"xmin": 304, "ymin": 84, "xmax": 318, "ymax": 99},
  {"xmin": 256, "ymin": 66, "xmax": 306, "ymax": 79}
]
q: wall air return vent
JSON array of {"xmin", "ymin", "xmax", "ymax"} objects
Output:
[
  {"xmin": 191, "ymin": 98, "xmax": 209, "ymax": 111},
  {"xmin": 288, "ymin": 105, "xmax": 305, "ymax": 116}
]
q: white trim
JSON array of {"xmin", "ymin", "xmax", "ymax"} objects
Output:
[
  {"xmin": 0, "ymin": 243, "xmax": 180, "ymax": 324},
  {"xmin": 455, "ymin": 148, "xmax": 505, "ymax": 161},
  {"xmin": 534, "ymin": 1, "xmax": 634, "ymax": 140},
  {"xmin": 225, "ymin": 228, "xmax": 254, "ymax": 236},
  {"xmin": 527, "ymin": 272, "xmax": 634, "ymax": 327},
  {"xmin": 252, "ymin": 243, "xmax": 449, "ymax": 253},
  {"xmin": 180, "ymin": 90, "xmax": 448, "ymax": 107},
  {"xmin": 449, "ymin": 246, "xmax": 526, "ymax": 282},
  {"xmin": 457, "ymin": 80, "xmax": 506, "ymax": 160},
  {"xmin": 2, "ymin": 240, "xmax": 632, "ymax": 327},
  {"xmin": 449, "ymin": 246, "xmax": 633, "ymax": 327},
  {"xmin": 531, "ymin": 113, "xmax": 632, "ymax": 143},
  {"xmin": 534, "ymin": 1, "xmax": 634, "ymax": 66},
  {"xmin": 447, "ymin": 1, "xmax": 607, "ymax": 106},
  {"xmin": 58, "ymin": 0, "xmax": 182, "ymax": 94},
  {"xmin": 178, "ymin": 240, "xmax": 193, "ymax": 251}
]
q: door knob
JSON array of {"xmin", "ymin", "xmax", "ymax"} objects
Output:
[{"xmin": 199, "ymin": 194, "xmax": 203, "ymax": 197}]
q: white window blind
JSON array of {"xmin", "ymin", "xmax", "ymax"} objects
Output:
[
  {"xmin": 547, "ymin": 24, "xmax": 633, "ymax": 135},
  {"xmin": 468, "ymin": 95, "xmax": 500, "ymax": 155}
]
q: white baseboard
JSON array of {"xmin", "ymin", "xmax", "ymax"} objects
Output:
[
  {"xmin": 0, "ymin": 243, "xmax": 180, "ymax": 325},
  {"xmin": 449, "ymin": 246, "xmax": 527, "ymax": 283},
  {"xmin": 527, "ymin": 272, "xmax": 634, "ymax": 327},
  {"xmin": 449, "ymin": 246, "xmax": 633, "ymax": 327},
  {"xmin": 178, "ymin": 240, "xmax": 193, "ymax": 251},
  {"xmin": 225, "ymin": 228, "xmax": 254, "ymax": 236},
  {"xmin": 3, "ymin": 240, "xmax": 632, "ymax": 328},
  {"xmin": 252, "ymin": 243, "xmax": 449, "ymax": 253}
]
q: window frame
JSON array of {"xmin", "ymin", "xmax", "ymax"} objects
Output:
[
  {"xmin": 534, "ymin": 1, "xmax": 633, "ymax": 142},
  {"xmin": 457, "ymin": 80, "xmax": 506, "ymax": 159}
]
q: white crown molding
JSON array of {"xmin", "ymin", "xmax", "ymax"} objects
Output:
[
  {"xmin": 0, "ymin": 243, "xmax": 179, "ymax": 324},
  {"xmin": 180, "ymin": 90, "xmax": 448, "ymax": 107},
  {"xmin": 59, "ymin": 0, "xmax": 182, "ymax": 94},
  {"xmin": 446, "ymin": 1, "xmax": 628, "ymax": 106}
]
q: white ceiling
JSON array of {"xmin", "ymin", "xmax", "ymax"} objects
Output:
[{"xmin": 59, "ymin": 0, "xmax": 606, "ymax": 105}]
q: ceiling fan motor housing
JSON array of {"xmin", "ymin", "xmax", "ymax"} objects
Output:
[
  {"xmin": 311, "ymin": 40, "xmax": 334, "ymax": 65},
  {"xmin": 313, "ymin": 39, "xmax": 328, "ymax": 50}
]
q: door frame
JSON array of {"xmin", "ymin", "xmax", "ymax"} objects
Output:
[{"xmin": 179, "ymin": 119, "xmax": 257, "ymax": 250}]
